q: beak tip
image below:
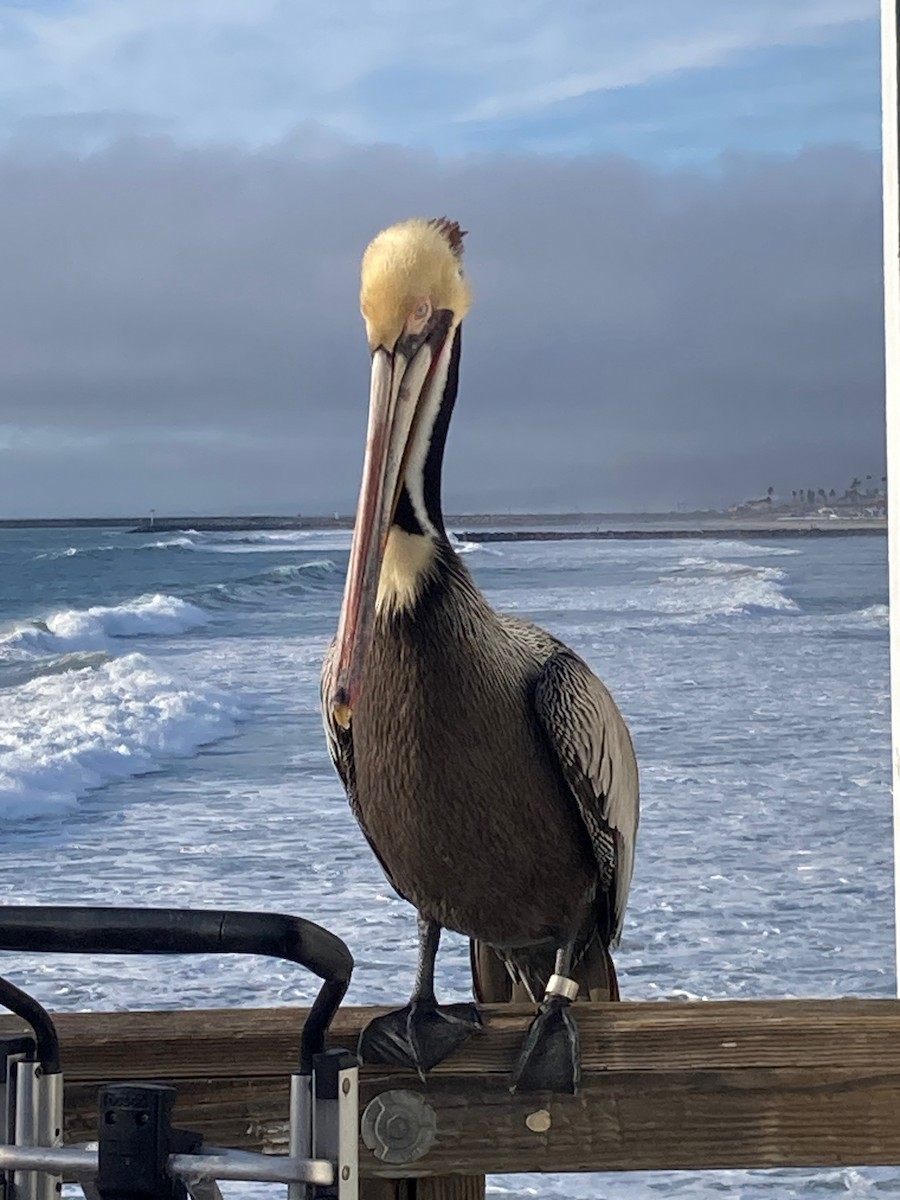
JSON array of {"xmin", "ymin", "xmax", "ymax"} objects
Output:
[{"xmin": 333, "ymin": 702, "xmax": 352, "ymax": 730}]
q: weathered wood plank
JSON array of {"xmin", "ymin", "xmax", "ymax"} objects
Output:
[
  {"xmin": 13, "ymin": 1000, "xmax": 900, "ymax": 1079},
  {"xmin": 354, "ymin": 1066, "xmax": 900, "ymax": 1174},
  {"xmin": 414, "ymin": 1179, "xmax": 485, "ymax": 1200},
  {"xmin": 56, "ymin": 1067, "xmax": 900, "ymax": 1175},
  {"xmin": 357, "ymin": 1180, "xmax": 483, "ymax": 1200},
  {"xmin": 3, "ymin": 1001, "xmax": 900, "ymax": 1176}
]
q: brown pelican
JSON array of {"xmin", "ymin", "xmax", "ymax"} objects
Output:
[{"xmin": 322, "ymin": 217, "xmax": 638, "ymax": 1092}]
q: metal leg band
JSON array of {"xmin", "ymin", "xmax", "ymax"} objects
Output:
[{"xmin": 544, "ymin": 974, "xmax": 579, "ymax": 1002}]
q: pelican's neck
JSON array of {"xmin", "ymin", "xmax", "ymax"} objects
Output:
[{"xmin": 376, "ymin": 325, "xmax": 462, "ymax": 616}]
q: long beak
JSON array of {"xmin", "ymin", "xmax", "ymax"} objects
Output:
[{"xmin": 328, "ymin": 339, "xmax": 439, "ymax": 728}]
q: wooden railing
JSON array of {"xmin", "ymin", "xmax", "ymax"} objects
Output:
[{"xmin": 5, "ymin": 998, "xmax": 900, "ymax": 1199}]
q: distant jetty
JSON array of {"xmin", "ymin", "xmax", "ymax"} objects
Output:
[
  {"xmin": 0, "ymin": 514, "xmax": 887, "ymax": 539},
  {"xmin": 457, "ymin": 522, "xmax": 887, "ymax": 542},
  {"xmin": 123, "ymin": 514, "xmax": 886, "ymax": 539}
]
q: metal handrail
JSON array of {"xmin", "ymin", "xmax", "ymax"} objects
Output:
[
  {"xmin": 0, "ymin": 1145, "xmax": 336, "ymax": 1186},
  {"xmin": 0, "ymin": 906, "xmax": 353, "ymax": 1071},
  {"xmin": 0, "ymin": 977, "xmax": 59, "ymax": 1074}
]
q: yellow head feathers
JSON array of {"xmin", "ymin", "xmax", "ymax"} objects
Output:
[{"xmin": 360, "ymin": 217, "xmax": 472, "ymax": 351}]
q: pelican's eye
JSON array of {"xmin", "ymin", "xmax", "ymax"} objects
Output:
[{"xmin": 405, "ymin": 297, "xmax": 432, "ymax": 336}]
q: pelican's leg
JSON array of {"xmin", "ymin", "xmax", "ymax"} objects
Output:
[
  {"xmin": 359, "ymin": 916, "xmax": 482, "ymax": 1076},
  {"xmin": 509, "ymin": 943, "xmax": 581, "ymax": 1095}
]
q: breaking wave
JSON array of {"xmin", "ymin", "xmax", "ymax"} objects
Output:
[
  {"xmin": 684, "ymin": 539, "xmax": 801, "ymax": 558},
  {"xmin": 852, "ymin": 604, "xmax": 889, "ymax": 628},
  {"xmin": 141, "ymin": 529, "xmax": 352, "ymax": 554},
  {"xmin": 0, "ymin": 650, "xmax": 112, "ymax": 692},
  {"xmin": 195, "ymin": 560, "xmax": 341, "ymax": 608},
  {"xmin": 0, "ymin": 594, "xmax": 208, "ymax": 659},
  {"xmin": 0, "ymin": 654, "xmax": 238, "ymax": 820},
  {"xmin": 448, "ymin": 532, "xmax": 485, "ymax": 555},
  {"xmin": 33, "ymin": 544, "xmax": 118, "ymax": 560},
  {"xmin": 495, "ymin": 550, "xmax": 801, "ymax": 625},
  {"xmin": 657, "ymin": 556, "xmax": 798, "ymax": 617}
]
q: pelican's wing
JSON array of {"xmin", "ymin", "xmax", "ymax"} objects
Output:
[
  {"xmin": 320, "ymin": 640, "xmax": 357, "ymax": 797},
  {"xmin": 320, "ymin": 640, "xmax": 406, "ymax": 899},
  {"xmin": 532, "ymin": 648, "xmax": 639, "ymax": 946}
]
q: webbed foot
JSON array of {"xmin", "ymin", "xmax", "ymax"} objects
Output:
[
  {"xmin": 359, "ymin": 1000, "xmax": 482, "ymax": 1076},
  {"xmin": 510, "ymin": 995, "xmax": 580, "ymax": 1095}
]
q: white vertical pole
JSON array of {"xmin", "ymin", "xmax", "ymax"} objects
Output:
[{"xmin": 882, "ymin": 0, "xmax": 900, "ymax": 988}]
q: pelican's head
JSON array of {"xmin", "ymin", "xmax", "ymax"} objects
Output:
[
  {"xmin": 329, "ymin": 217, "xmax": 471, "ymax": 727},
  {"xmin": 360, "ymin": 217, "xmax": 471, "ymax": 353}
]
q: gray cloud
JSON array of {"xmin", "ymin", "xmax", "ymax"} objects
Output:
[{"xmin": 0, "ymin": 139, "xmax": 884, "ymax": 516}]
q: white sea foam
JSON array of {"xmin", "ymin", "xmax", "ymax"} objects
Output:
[
  {"xmin": 0, "ymin": 653, "xmax": 239, "ymax": 819},
  {"xmin": 447, "ymin": 532, "xmax": 484, "ymax": 555},
  {"xmin": 147, "ymin": 527, "xmax": 488, "ymax": 558},
  {"xmin": 33, "ymin": 546, "xmax": 79, "ymax": 560},
  {"xmin": 143, "ymin": 529, "xmax": 353, "ymax": 554},
  {"xmin": 676, "ymin": 555, "xmax": 781, "ymax": 575},
  {"xmin": 656, "ymin": 557, "xmax": 798, "ymax": 617},
  {"xmin": 688, "ymin": 539, "xmax": 800, "ymax": 558},
  {"xmin": 853, "ymin": 603, "xmax": 889, "ymax": 627},
  {"xmin": 489, "ymin": 553, "xmax": 798, "ymax": 623},
  {"xmin": 33, "ymin": 545, "xmax": 119, "ymax": 560},
  {"xmin": 141, "ymin": 535, "xmax": 197, "ymax": 551},
  {"xmin": 0, "ymin": 650, "xmax": 112, "ymax": 691},
  {"xmin": 0, "ymin": 594, "xmax": 208, "ymax": 658}
]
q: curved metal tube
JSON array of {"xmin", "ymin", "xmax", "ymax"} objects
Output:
[
  {"xmin": 0, "ymin": 1146, "xmax": 335, "ymax": 1186},
  {"xmin": 0, "ymin": 976, "xmax": 59, "ymax": 1074},
  {"xmin": 0, "ymin": 906, "xmax": 353, "ymax": 1070}
]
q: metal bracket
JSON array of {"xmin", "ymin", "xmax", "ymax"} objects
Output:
[
  {"xmin": 13, "ymin": 1058, "xmax": 63, "ymax": 1200},
  {"xmin": 289, "ymin": 1072, "xmax": 312, "ymax": 1200},
  {"xmin": 311, "ymin": 1050, "xmax": 358, "ymax": 1200},
  {"xmin": 0, "ymin": 1034, "xmax": 35, "ymax": 1200},
  {"xmin": 183, "ymin": 1181, "xmax": 223, "ymax": 1200}
]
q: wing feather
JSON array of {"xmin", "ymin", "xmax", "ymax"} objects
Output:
[
  {"xmin": 320, "ymin": 640, "xmax": 406, "ymax": 899},
  {"xmin": 532, "ymin": 648, "xmax": 639, "ymax": 946}
]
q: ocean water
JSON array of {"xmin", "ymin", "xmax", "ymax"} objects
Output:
[{"xmin": 0, "ymin": 525, "xmax": 892, "ymax": 1198}]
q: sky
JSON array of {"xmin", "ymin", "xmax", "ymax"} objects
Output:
[{"xmin": 0, "ymin": 0, "xmax": 886, "ymax": 516}]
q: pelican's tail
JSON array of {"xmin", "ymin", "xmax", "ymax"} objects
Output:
[{"xmin": 469, "ymin": 932, "xmax": 620, "ymax": 1005}]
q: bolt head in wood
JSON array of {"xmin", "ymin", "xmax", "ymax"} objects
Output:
[
  {"xmin": 362, "ymin": 1089, "xmax": 437, "ymax": 1164},
  {"xmin": 525, "ymin": 1109, "xmax": 552, "ymax": 1133}
]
